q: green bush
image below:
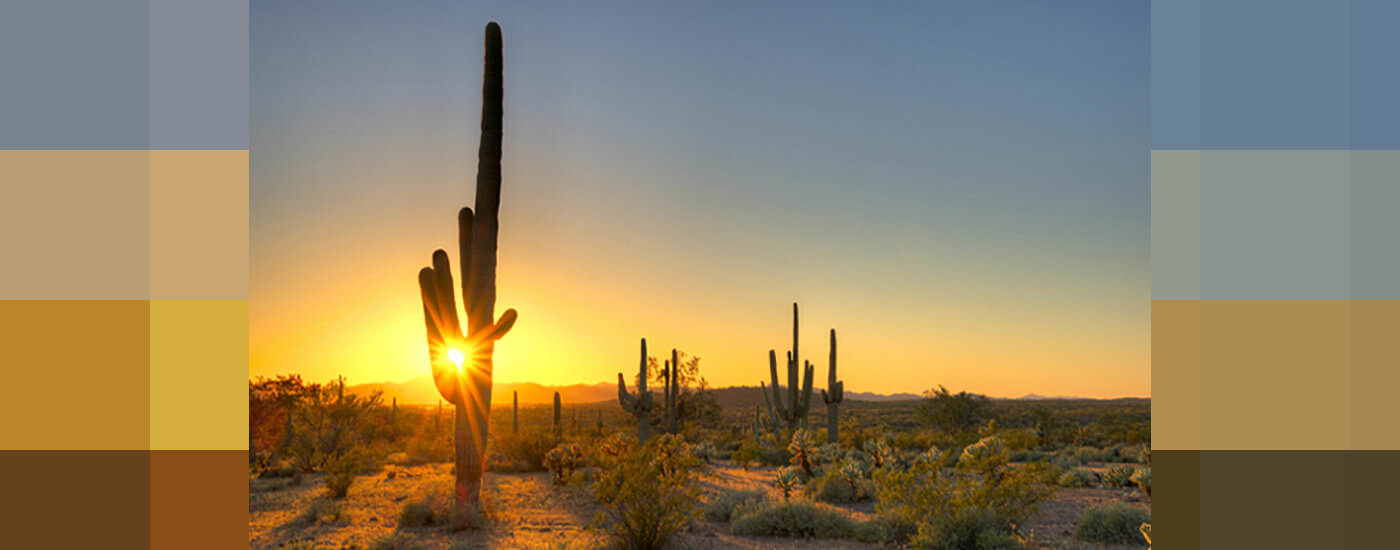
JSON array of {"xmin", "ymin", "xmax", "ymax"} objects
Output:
[
  {"xmin": 910, "ymin": 506, "xmax": 1022, "ymax": 550},
  {"xmin": 398, "ymin": 498, "xmax": 435, "ymax": 527},
  {"xmin": 873, "ymin": 435, "xmax": 1052, "ymax": 548},
  {"xmin": 730, "ymin": 500, "xmax": 856, "ymax": 539},
  {"xmin": 1102, "ymin": 464, "xmax": 1136, "ymax": 488},
  {"xmin": 812, "ymin": 462, "xmax": 874, "ymax": 504},
  {"xmin": 1075, "ymin": 504, "xmax": 1151, "ymax": 544},
  {"xmin": 1057, "ymin": 469, "xmax": 1096, "ymax": 488},
  {"xmin": 703, "ymin": 489, "xmax": 766, "ymax": 522},
  {"xmin": 853, "ymin": 514, "xmax": 918, "ymax": 545},
  {"xmin": 1131, "ymin": 467, "xmax": 1151, "ymax": 496},
  {"xmin": 592, "ymin": 434, "xmax": 702, "ymax": 550},
  {"xmin": 323, "ymin": 452, "xmax": 361, "ymax": 498}
]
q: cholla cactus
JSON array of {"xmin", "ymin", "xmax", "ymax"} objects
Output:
[
  {"xmin": 774, "ymin": 467, "xmax": 802, "ymax": 500},
  {"xmin": 787, "ymin": 428, "xmax": 819, "ymax": 478},
  {"xmin": 543, "ymin": 443, "xmax": 583, "ymax": 485},
  {"xmin": 692, "ymin": 441, "xmax": 716, "ymax": 464},
  {"xmin": 1131, "ymin": 467, "xmax": 1151, "ymax": 497},
  {"xmin": 616, "ymin": 338, "xmax": 654, "ymax": 441},
  {"xmin": 761, "ymin": 303, "xmax": 815, "ymax": 432},
  {"xmin": 813, "ymin": 443, "xmax": 842, "ymax": 469},
  {"xmin": 960, "ymin": 436, "xmax": 1009, "ymax": 482},
  {"xmin": 911, "ymin": 445, "xmax": 943, "ymax": 471},
  {"xmin": 863, "ymin": 438, "xmax": 899, "ymax": 470}
]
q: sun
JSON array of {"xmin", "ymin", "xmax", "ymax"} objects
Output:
[{"xmin": 447, "ymin": 348, "xmax": 466, "ymax": 371}]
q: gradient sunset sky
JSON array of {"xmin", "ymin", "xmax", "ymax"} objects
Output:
[{"xmin": 251, "ymin": 1, "xmax": 1148, "ymax": 398}]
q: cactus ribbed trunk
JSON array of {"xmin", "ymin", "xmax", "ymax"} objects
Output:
[
  {"xmin": 617, "ymin": 338, "xmax": 653, "ymax": 441},
  {"xmin": 553, "ymin": 392, "xmax": 562, "ymax": 441},
  {"xmin": 821, "ymin": 329, "xmax": 843, "ymax": 444},
  {"xmin": 416, "ymin": 22, "xmax": 519, "ymax": 516}
]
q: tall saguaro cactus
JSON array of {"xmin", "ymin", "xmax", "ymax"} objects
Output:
[
  {"xmin": 512, "ymin": 390, "xmax": 519, "ymax": 434},
  {"xmin": 617, "ymin": 338, "xmax": 654, "ymax": 441},
  {"xmin": 762, "ymin": 303, "xmax": 814, "ymax": 432},
  {"xmin": 662, "ymin": 348, "xmax": 682, "ymax": 434},
  {"xmin": 416, "ymin": 21, "xmax": 518, "ymax": 515},
  {"xmin": 820, "ymin": 329, "xmax": 843, "ymax": 443}
]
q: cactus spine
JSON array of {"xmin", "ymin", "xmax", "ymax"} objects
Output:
[
  {"xmin": 415, "ymin": 21, "xmax": 518, "ymax": 515},
  {"xmin": 820, "ymin": 329, "xmax": 843, "ymax": 443},
  {"xmin": 617, "ymin": 338, "xmax": 654, "ymax": 441},
  {"xmin": 553, "ymin": 391, "xmax": 562, "ymax": 440},
  {"xmin": 764, "ymin": 303, "xmax": 814, "ymax": 432}
]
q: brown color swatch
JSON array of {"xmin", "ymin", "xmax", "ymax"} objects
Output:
[
  {"xmin": 1349, "ymin": 301, "xmax": 1400, "ymax": 448},
  {"xmin": 150, "ymin": 450, "xmax": 248, "ymax": 549},
  {"xmin": 0, "ymin": 451, "xmax": 150, "ymax": 548}
]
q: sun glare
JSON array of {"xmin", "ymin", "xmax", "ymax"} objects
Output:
[{"xmin": 448, "ymin": 348, "xmax": 466, "ymax": 370}]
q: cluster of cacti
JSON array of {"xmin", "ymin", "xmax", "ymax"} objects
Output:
[
  {"xmin": 415, "ymin": 21, "xmax": 518, "ymax": 514},
  {"xmin": 761, "ymin": 303, "xmax": 841, "ymax": 437},
  {"xmin": 616, "ymin": 338, "xmax": 688, "ymax": 441},
  {"xmin": 543, "ymin": 442, "xmax": 584, "ymax": 485},
  {"xmin": 616, "ymin": 338, "xmax": 654, "ymax": 441}
]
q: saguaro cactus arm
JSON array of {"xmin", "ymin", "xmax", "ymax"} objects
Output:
[{"xmin": 616, "ymin": 338, "xmax": 653, "ymax": 441}]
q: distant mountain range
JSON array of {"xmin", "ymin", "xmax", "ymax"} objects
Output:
[{"xmin": 345, "ymin": 376, "xmax": 1113, "ymax": 407}]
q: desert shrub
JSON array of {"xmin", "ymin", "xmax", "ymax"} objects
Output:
[
  {"xmin": 398, "ymin": 498, "xmax": 435, "ymax": 527},
  {"xmin": 368, "ymin": 532, "xmax": 425, "ymax": 550},
  {"xmin": 1131, "ymin": 467, "xmax": 1151, "ymax": 496},
  {"xmin": 703, "ymin": 489, "xmax": 766, "ymax": 522},
  {"xmin": 1073, "ymin": 446, "xmax": 1107, "ymax": 464},
  {"xmin": 1008, "ymin": 449, "xmax": 1048, "ymax": 463},
  {"xmin": 295, "ymin": 498, "xmax": 346, "ymax": 525},
  {"xmin": 813, "ymin": 461, "xmax": 874, "ymax": 504},
  {"xmin": 1057, "ymin": 469, "xmax": 1095, "ymax": 488},
  {"xmin": 874, "ymin": 434, "xmax": 1053, "ymax": 548},
  {"xmin": 909, "ymin": 506, "xmax": 1023, "ymax": 550},
  {"xmin": 1050, "ymin": 452, "xmax": 1079, "ymax": 470},
  {"xmin": 999, "ymin": 427, "xmax": 1040, "ymax": 451},
  {"xmin": 691, "ymin": 440, "xmax": 716, "ymax": 464},
  {"xmin": 854, "ymin": 514, "xmax": 918, "ymax": 545},
  {"xmin": 730, "ymin": 443, "xmax": 762, "ymax": 470},
  {"xmin": 730, "ymin": 500, "xmax": 856, "ymax": 539},
  {"xmin": 490, "ymin": 430, "xmax": 555, "ymax": 473},
  {"xmin": 1102, "ymin": 464, "xmax": 1137, "ymax": 488},
  {"xmin": 285, "ymin": 378, "xmax": 384, "ymax": 472},
  {"xmin": 544, "ymin": 443, "xmax": 584, "ymax": 485},
  {"xmin": 323, "ymin": 451, "xmax": 362, "ymax": 498},
  {"xmin": 1076, "ymin": 504, "xmax": 1151, "ymax": 544},
  {"xmin": 592, "ymin": 434, "xmax": 702, "ymax": 550}
]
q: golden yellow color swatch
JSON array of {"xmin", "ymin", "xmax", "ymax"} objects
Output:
[
  {"xmin": 1157, "ymin": 300, "xmax": 1351, "ymax": 450},
  {"xmin": 0, "ymin": 300, "xmax": 150, "ymax": 449},
  {"xmin": 149, "ymin": 300, "xmax": 248, "ymax": 450},
  {"xmin": 149, "ymin": 150, "xmax": 249, "ymax": 300},
  {"xmin": 1349, "ymin": 300, "xmax": 1400, "ymax": 449},
  {"xmin": 1151, "ymin": 300, "xmax": 1202, "ymax": 450}
]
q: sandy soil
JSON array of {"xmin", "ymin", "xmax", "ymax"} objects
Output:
[{"xmin": 250, "ymin": 462, "xmax": 1148, "ymax": 549}]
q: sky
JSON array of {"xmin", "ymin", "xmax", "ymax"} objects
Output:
[{"xmin": 250, "ymin": 1, "xmax": 1149, "ymax": 399}]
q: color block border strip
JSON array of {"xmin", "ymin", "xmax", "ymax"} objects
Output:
[{"xmin": 1155, "ymin": 451, "xmax": 1400, "ymax": 549}]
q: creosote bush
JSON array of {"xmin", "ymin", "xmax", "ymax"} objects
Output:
[
  {"xmin": 730, "ymin": 500, "xmax": 856, "ymax": 539},
  {"xmin": 398, "ymin": 498, "xmax": 435, "ymax": 527},
  {"xmin": 1057, "ymin": 468, "xmax": 1096, "ymax": 488},
  {"xmin": 592, "ymin": 434, "xmax": 702, "ymax": 550},
  {"xmin": 1075, "ymin": 503, "xmax": 1151, "ymax": 544},
  {"xmin": 703, "ymin": 489, "xmax": 766, "ymax": 522}
]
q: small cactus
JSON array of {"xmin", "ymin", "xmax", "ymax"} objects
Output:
[
  {"xmin": 553, "ymin": 391, "xmax": 561, "ymax": 441},
  {"xmin": 617, "ymin": 338, "xmax": 654, "ymax": 441}
]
